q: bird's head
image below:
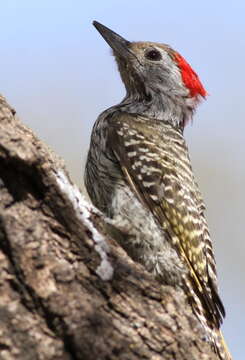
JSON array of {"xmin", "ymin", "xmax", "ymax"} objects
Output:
[{"xmin": 93, "ymin": 21, "xmax": 207, "ymax": 127}]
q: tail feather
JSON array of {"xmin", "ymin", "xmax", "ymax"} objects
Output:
[
  {"xmin": 214, "ymin": 330, "xmax": 232, "ymax": 360},
  {"xmin": 184, "ymin": 277, "xmax": 232, "ymax": 359}
]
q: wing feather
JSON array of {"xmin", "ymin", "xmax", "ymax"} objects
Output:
[{"xmin": 107, "ymin": 112, "xmax": 225, "ymax": 326}]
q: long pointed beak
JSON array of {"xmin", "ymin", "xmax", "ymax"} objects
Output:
[{"xmin": 93, "ymin": 21, "xmax": 131, "ymax": 58}]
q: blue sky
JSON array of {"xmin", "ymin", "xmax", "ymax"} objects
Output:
[{"xmin": 1, "ymin": 1, "xmax": 245, "ymax": 358}]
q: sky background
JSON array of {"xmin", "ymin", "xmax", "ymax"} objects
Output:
[{"xmin": 1, "ymin": 1, "xmax": 244, "ymax": 358}]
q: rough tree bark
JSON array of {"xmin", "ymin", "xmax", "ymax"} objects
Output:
[{"xmin": 0, "ymin": 95, "xmax": 217, "ymax": 360}]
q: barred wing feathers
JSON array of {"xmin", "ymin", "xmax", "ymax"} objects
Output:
[{"xmin": 107, "ymin": 112, "xmax": 225, "ymax": 327}]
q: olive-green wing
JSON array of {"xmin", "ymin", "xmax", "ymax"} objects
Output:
[{"xmin": 108, "ymin": 113, "xmax": 224, "ymax": 326}]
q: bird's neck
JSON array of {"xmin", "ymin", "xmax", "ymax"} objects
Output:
[{"xmin": 119, "ymin": 90, "xmax": 195, "ymax": 129}]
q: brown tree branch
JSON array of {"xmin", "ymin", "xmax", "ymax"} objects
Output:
[{"xmin": 0, "ymin": 95, "xmax": 217, "ymax": 359}]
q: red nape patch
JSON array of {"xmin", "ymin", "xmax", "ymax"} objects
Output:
[{"xmin": 174, "ymin": 52, "xmax": 207, "ymax": 98}]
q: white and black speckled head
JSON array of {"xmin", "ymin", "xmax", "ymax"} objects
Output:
[{"xmin": 93, "ymin": 21, "xmax": 207, "ymax": 128}]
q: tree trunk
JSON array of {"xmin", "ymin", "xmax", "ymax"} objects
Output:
[{"xmin": 0, "ymin": 95, "xmax": 217, "ymax": 359}]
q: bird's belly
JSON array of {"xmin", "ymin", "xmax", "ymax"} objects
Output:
[{"xmin": 110, "ymin": 184, "xmax": 186, "ymax": 286}]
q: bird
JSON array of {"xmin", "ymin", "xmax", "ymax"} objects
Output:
[{"xmin": 85, "ymin": 21, "xmax": 231, "ymax": 359}]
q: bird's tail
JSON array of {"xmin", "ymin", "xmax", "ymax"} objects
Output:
[
  {"xmin": 184, "ymin": 278, "xmax": 232, "ymax": 360},
  {"xmin": 213, "ymin": 329, "xmax": 232, "ymax": 360}
]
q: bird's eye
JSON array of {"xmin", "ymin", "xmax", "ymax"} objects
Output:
[{"xmin": 145, "ymin": 49, "xmax": 162, "ymax": 61}]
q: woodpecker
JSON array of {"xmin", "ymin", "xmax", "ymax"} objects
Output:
[{"xmin": 85, "ymin": 21, "xmax": 231, "ymax": 359}]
